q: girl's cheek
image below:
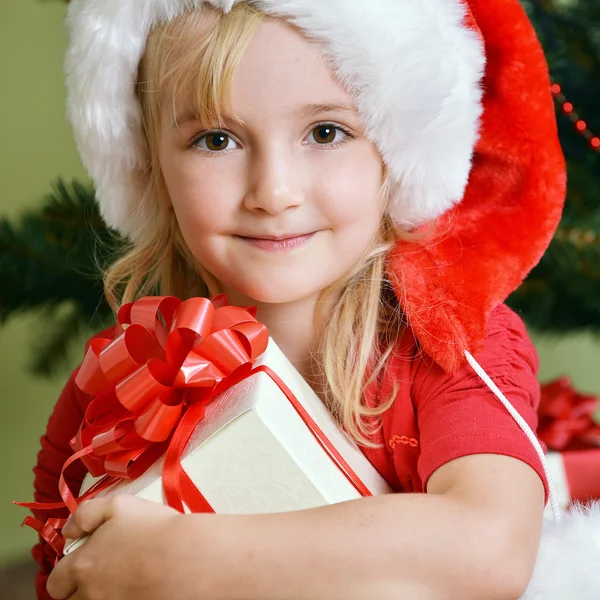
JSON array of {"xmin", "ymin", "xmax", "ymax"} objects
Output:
[
  {"xmin": 315, "ymin": 169, "xmax": 383, "ymax": 220},
  {"xmin": 311, "ymin": 146, "xmax": 383, "ymax": 199},
  {"xmin": 171, "ymin": 177, "xmax": 237, "ymax": 227}
]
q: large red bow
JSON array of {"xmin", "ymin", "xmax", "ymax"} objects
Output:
[
  {"xmin": 18, "ymin": 295, "xmax": 267, "ymax": 518},
  {"xmin": 69, "ymin": 294, "xmax": 268, "ymax": 512},
  {"xmin": 17, "ymin": 294, "xmax": 372, "ymax": 555},
  {"xmin": 538, "ymin": 377, "xmax": 600, "ymax": 451}
]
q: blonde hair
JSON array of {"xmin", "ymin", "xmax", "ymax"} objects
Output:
[{"xmin": 104, "ymin": 2, "xmax": 406, "ymax": 447}]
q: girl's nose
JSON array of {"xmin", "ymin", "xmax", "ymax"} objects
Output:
[{"xmin": 243, "ymin": 149, "xmax": 304, "ymax": 215}]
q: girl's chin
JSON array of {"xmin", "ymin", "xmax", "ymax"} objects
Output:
[
  {"xmin": 224, "ymin": 281, "xmax": 323, "ymax": 306},
  {"xmin": 236, "ymin": 289, "xmax": 311, "ymax": 306}
]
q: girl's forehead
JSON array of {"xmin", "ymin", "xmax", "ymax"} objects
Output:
[
  {"xmin": 166, "ymin": 15, "xmax": 357, "ymax": 125},
  {"xmin": 241, "ymin": 19, "xmax": 336, "ymax": 77},
  {"xmin": 238, "ymin": 24, "xmax": 349, "ymax": 94}
]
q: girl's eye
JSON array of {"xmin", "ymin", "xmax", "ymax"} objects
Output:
[
  {"xmin": 192, "ymin": 132, "xmax": 239, "ymax": 153},
  {"xmin": 307, "ymin": 124, "xmax": 350, "ymax": 146}
]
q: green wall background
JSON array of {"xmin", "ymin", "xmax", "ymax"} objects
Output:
[
  {"xmin": 1, "ymin": 0, "xmax": 600, "ymax": 567},
  {"xmin": 1, "ymin": 0, "xmax": 88, "ymax": 567}
]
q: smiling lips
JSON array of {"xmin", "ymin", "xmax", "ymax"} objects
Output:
[{"xmin": 238, "ymin": 232, "xmax": 316, "ymax": 251}]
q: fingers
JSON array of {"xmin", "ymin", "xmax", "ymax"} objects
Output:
[
  {"xmin": 49, "ymin": 497, "xmax": 124, "ymax": 599},
  {"xmin": 46, "ymin": 557, "xmax": 78, "ymax": 599},
  {"xmin": 61, "ymin": 515, "xmax": 82, "ymax": 542},
  {"xmin": 63, "ymin": 497, "xmax": 113, "ymax": 540}
]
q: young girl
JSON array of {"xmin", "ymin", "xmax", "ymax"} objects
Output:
[{"xmin": 31, "ymin": 1, "xmax": 566, "ymax": 598}]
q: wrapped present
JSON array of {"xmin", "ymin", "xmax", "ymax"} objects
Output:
[
  {"xmin": 539, "ymin": 377, "xmax": 600, "ymax": 517},
  {"xmin": 18, "ymin": 295, "xmax": 389, "ymax": 555},
  {"xmin": 70, "ymin": 335, "xmax": 391, "ymax": 511},
  {"xmin": 538, "ymin": 377, "xmax": 600, "ymax": 451},
  {"xmin": 544, "ymin": 449, "xmax": 600, "ymax": 515}
]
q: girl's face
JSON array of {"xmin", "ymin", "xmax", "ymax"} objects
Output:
[{"xmin": 159, "ymin": 17, "xmax": 386, "ymax": 305}]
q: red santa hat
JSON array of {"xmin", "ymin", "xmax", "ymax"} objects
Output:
[{"xmin": 64, "ymin": 0, "xmax": 565, "ymax": 373}]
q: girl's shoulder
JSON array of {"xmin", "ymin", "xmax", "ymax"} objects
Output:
[
  {"xmin": 384, "ymin": 303, "xmax": 538, "ymax": 394},
  {"xmin": 414, "ymin": 303, "xmax": 538, "ymax": 393},
  {"xmin": 376, "ymin": 303, "xmax": 545, "ymax": 494}
]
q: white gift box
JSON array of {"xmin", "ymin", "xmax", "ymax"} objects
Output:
[{"xmin": 64, "ymin": 338, "xmax": 391, "ymax": 554}]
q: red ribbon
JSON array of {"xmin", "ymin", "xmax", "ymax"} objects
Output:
[
  {"xmin": 16, "ymin": 295, "xmax": 372, "ymax": 556},
  {"xmin": 538, "ymin": 376, "xmax": 600, "ymax": 451},
  {"xmin": 22, "ymin": 516, "xmax": 67, "ymax": 560},
  {"xmin": 17, "ymin": 296, "xmax": 267, "ymax": 532}
]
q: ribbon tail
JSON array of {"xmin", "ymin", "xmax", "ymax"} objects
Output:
[
  {"xmin": 163, "ymin": 401, "xmax": 211, "ymax": 513},
  {"xmin": 21, "ymin": 516, "xmax": 67, "ymax": 557},
  {"xmin": 58, "ymin": 446, "xmax": 98, "ymax": 514},
  {"xmin": 179, "ymin": 469, "xmax": 214, "ymax": 513},
  {"xmin": 163, "ymin": 367, "xmax": 258, "ymax": 512},
  {"xmin": 15, "ymin": 446, "xmax": 97, "ymax": 516},
  {"xmin": 255, "ymin": 365, "xmax": 373, "ymax": 498},
  {"xmin": 14, "ymin": 500, "xmax": 69, "ymax": 511}
]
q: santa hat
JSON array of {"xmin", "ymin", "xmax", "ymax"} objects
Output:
[{"xmin": 64, "ymin": 0, "xmax": 565, "ymax": 374}]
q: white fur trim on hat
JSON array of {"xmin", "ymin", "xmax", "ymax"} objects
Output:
[{"xmin": 66, "ymin": 0, "xmax": 485, "ymax": 238}]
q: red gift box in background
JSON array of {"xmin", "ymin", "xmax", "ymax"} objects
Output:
[{"xmin": 539, "ymin": 377, "xmax": 600, "ymax": 510}]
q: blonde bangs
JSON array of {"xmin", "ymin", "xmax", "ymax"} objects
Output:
[{"xmin": 145, "ymin": 3, "xmax": 264, "ymax": 132}]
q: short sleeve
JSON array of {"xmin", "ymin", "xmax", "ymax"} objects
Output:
[{"xmin": 413, "ymin": 304, "xmax": 548, "ymax": 498}]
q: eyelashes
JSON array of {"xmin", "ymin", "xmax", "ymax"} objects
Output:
[
  {"xmin": 189, "ymin": 122, "xmax": 356, "ymax": 155},
  {"xmin": 191, "ymin": 131, "xmax": 240, "ymax": 153},
  {"xmin": 305, "ymin": 123, "xmax": 354, "ymax": 147}
]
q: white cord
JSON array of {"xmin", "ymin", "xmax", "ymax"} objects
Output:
[{"xmin": 464, "ymin": 350, "xmax": 562, "ymax": 523}]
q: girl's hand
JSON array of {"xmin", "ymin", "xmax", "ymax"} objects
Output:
[{"xmin": 46, "ymin": 496, "xmax": 208, "ymax": 600}]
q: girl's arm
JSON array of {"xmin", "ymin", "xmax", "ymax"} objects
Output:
[
  {"xmin": 47, "ymin": 309, "xmax": 544, "ymax": 600},
  {"xmin": 30, "ymin": 367, "xmax": 88, "ymax": 600},
  {"xmin": 30, "ymin": 328, "xmax": 115, "ymax": 600},
  {"xmin": 49, "ymin": 443, "xmax": 543, "ymax": 600},
  {"xmin": 193, "ymin": 452, "xmax": 544, "ymax": 600}
]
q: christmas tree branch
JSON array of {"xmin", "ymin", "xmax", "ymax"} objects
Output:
[{"xmin": 0, "ymin": 179, "xmax": 120, "ymax": 374}]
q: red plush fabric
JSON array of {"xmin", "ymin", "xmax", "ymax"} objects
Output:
[
  {"xmin": 31, "ymin": 367, "xmax": 86, "ymax": 600},
  {"xmin": 388, "ymin": 0, "xmax": 566, "ymax": 373}
]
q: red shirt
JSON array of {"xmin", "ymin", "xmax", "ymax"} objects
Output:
[
  {"xmin": 362, "ymin": 303, "xmax": 546, "ymax": 495},
  {"xmin": 29, "ymin": 303, "xmax": 546, "ymax": 599}
]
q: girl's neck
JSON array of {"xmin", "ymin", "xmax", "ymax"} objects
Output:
[
  {"xmin": 216, "ymin": 286, "xmax": 336, "ymax": 391},
  {"xmin": 257, "ymin": 296, "xmax": 332, "ymax": 401}
]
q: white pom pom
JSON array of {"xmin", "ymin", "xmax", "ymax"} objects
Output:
[{"xmin": 521, "ymin": 502, "xmax": 600, "ymax": 600}]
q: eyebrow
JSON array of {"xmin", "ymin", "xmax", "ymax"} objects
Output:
[
  {"xmin": 171, "ymin": 101, "xmax": 357, "ymax": 130},
  {"xmin": 295, "ymin": 101, "xmax": 358, "ymax": 119},
  {"xmin": 171, "ymin": 112, "xmax": 207, "ymax": 129}
]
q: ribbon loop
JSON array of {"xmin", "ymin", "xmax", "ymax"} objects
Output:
[
  {"xmin": 71, "ymin": 296, "xmax": 268, "ymax": 479},
  {"xmin": 16, "ymin": 296, "xmax": 269, "ymax": 534}
]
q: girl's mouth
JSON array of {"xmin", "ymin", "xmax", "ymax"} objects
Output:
[{"xmin": 237, "ymin": 232, "xmax": 317, "ymax": 251}]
